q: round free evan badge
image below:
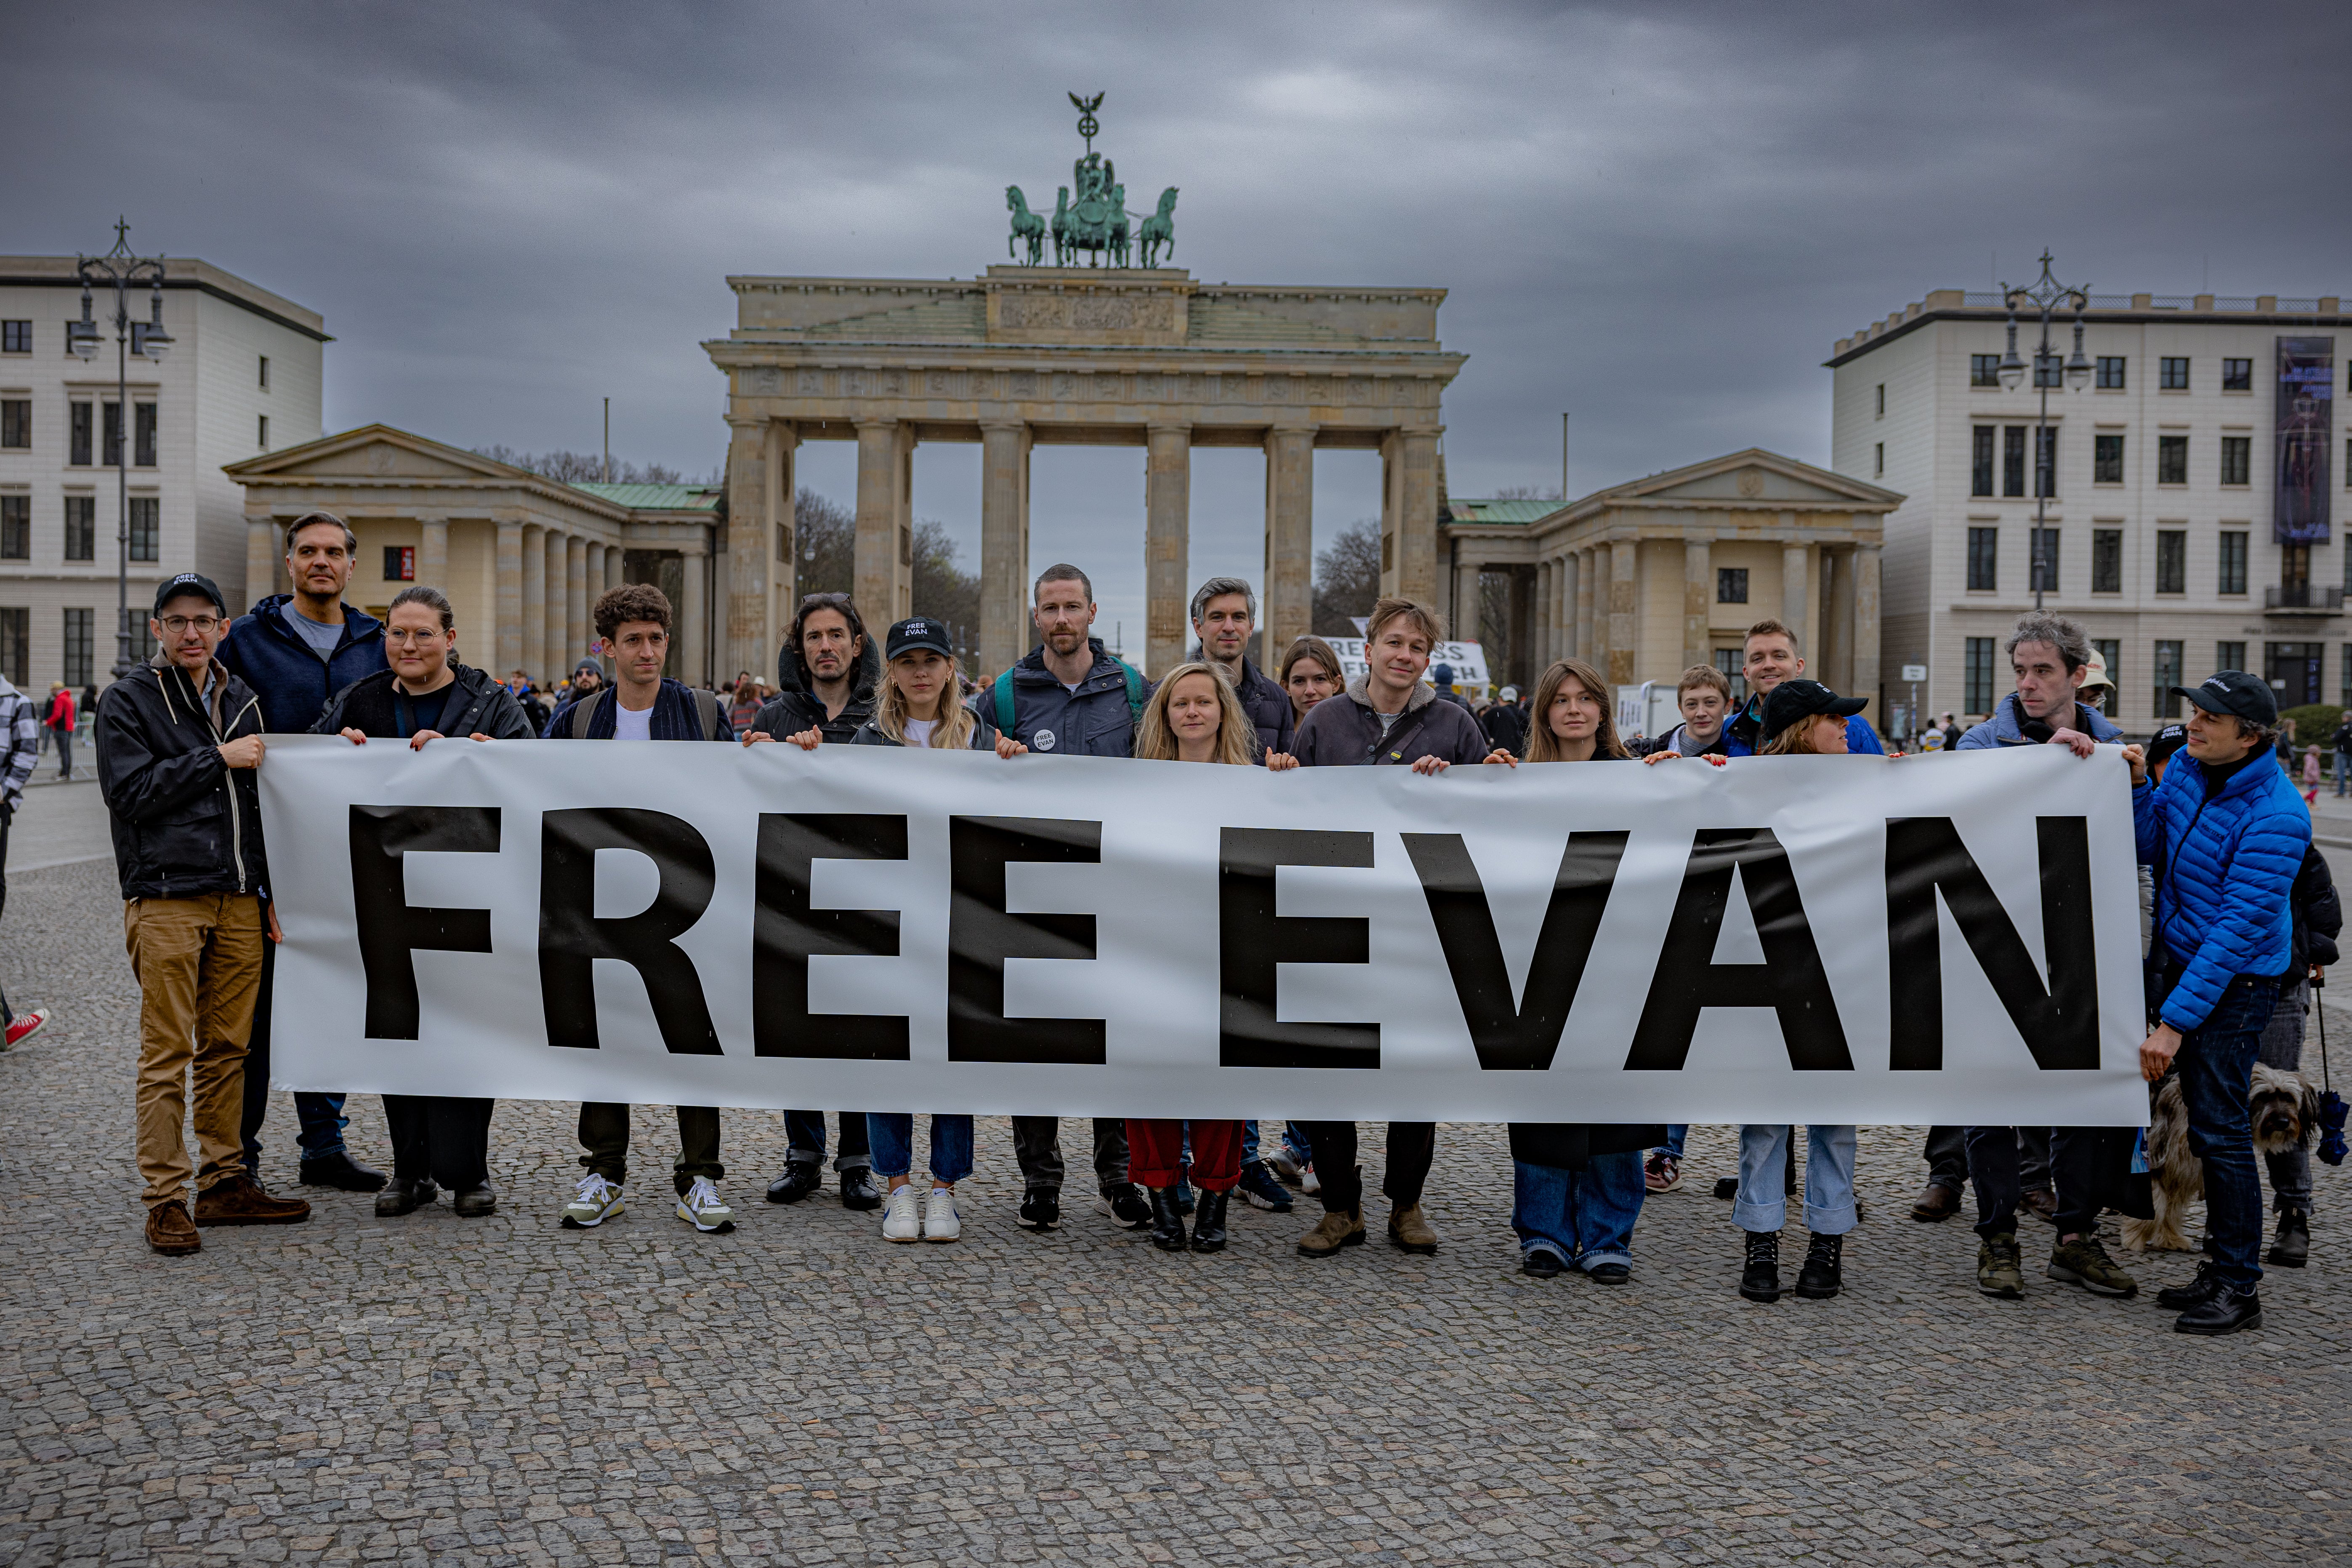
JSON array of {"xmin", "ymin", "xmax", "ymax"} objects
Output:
[{"xmin": 1033, "ymin": 728, "xmax": 1057, "ymax": 751}]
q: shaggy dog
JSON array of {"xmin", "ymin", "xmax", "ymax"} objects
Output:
[{"xmin": 2123, "ymin": 1062, "xmax": 2325, "ymax": 1252}]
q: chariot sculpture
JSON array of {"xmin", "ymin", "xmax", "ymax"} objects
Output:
[{"xmin": 1003, "ymin": 92, "xmax": 1177, "ymax": 269}]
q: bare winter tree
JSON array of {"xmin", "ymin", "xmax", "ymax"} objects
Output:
[
  {"xmin": 1312, "ymin": 519, "xmax": 1383, "ymax": 636},
  {"xmin": 1489, "ymin": 484, "xmax": 1563, "ymax": 501},
  {"xmin": 474, "ymin": 445, "xmax": 704, "ymax": 486},
  {"xmin": 790, "ymin": 490, "xmax": 982, "ymax": 671}
]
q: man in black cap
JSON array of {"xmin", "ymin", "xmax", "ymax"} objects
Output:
[
  {"xmin": 97, "ymin": 573, "xmax": 312, "ymax": 1254},
  {"xmin": 2130, "ymin": 670, "xmax": 2310, "ymax": 1334}
]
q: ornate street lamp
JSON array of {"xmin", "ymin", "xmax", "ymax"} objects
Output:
[
  {"xmin": 1996, "ymin": 251, "xmax": 2089, "ymax": 611},
  {"xmin": 74, "ymin": 220, "xmax": 172, "ymax": 680}
]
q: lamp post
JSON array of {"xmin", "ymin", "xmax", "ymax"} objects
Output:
[
  {"xmin": 1995, "ymin": 251, "xmax": 2091, "ymax": 612},
  {"xmin": 67, "ymin": 219, "xmax": 173, "ymax": 681}
]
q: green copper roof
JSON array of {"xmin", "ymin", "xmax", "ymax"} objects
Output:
[
  {"xmin": 1444, "ymin": 497, "xmax": 1561, "ymax": 526},
  {"xmin": 568, "ymin": 482, "xmax": 721, "ymax": 511}
]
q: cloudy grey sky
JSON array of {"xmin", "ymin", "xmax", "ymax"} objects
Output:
[{"xmin": 7, "ymin": 1, "xmax": 2349, "ymax": 638}]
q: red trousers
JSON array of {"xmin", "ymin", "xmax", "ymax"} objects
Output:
[{"xmin": 1126, "ymin": 1118, "xmax": 1243, "ymax": 1192}]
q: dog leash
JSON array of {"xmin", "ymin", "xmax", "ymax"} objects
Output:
[{"xmin": 2316, "ymin": 972, "xmax": 2349, "ymax": 1166}]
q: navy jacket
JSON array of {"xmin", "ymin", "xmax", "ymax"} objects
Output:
[
  {"xmin": 544, "ymin": 679, "xmax": 734, "ymax": 742},
  {"xmin": 990, "ymin": 639, "xmax": 1144, "ymax": 757},
  {"xmin": 2135, "ymin": 751, "xmax": 2311, "ymax": 1030},
  {"xmin": 219, "ymin": 594, "xmax": 387, "ymax": 734}
]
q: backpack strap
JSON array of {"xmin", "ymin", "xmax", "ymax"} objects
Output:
[
  {"xmin": 570, "ymin": 689, "xmax": 606, "ymax": 739},
  {"xmin": 993, "ymin": 668, "xmax": 1016, "ymax": 733},
  {"xmin": 1115, "ymin": 659, "xmax": 1144, "ymax": 723},
  {"xmin": 692, "ymin": 686, "xmax": 723, "ymax": 740}
]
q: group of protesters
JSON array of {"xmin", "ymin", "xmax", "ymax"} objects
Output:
[{"xmin": 77, "ymin": 508, "xmax": 2320, "ymax": 1340}]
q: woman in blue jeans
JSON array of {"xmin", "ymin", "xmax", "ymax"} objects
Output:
[{"xmin": 868, "ymin": 1114, "xmax": 974, "ymax": 1244}]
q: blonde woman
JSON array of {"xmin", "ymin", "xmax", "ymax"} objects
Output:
[{"xmin": 1128, "ymin": 664, "xmax": 1295, "ymax": 1252}]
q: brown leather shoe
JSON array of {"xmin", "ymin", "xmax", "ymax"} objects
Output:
[
  {"xmin": 1909, "ymin": 1182, "xmax": 1962, "ymax": 1222},
  {"xmin": 1297, "ymin": 1206, "xmax": 1365, "ymax": 1257},
  {"xmin": 2020, "ymin": 1187, "xmax": 2059, "ymax": 1224},
  {"xmin": 194, "ymin": 1173, "xmax": 311, "ymax": 1227},
  {"xmin": 145, "ymin": 1201, "xmax": 201, "ymax": 1255},
  {"xmin": 1388, "ymin": 1202, "xmax": 1440, "ymax": 1254}
]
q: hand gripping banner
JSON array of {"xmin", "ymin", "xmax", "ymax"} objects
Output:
[{"xmin": 259, "ymin": 738, "xmax": 2150, "ymax": 1125}]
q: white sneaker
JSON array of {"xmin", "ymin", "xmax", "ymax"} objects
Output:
[
  {"xmin": 560, "ymin": 1174, "xmax": 624, "ymax": 1229},
  {"xmin": 923, "ymin": 1185, "xmax": 961, "ymax": 1243},
  {"xmin": 881, "ymin": 1184, "xmax": 922, "ymax": 1243},
  {"xmin": 675, "ymin": 1177, "xmax": 734, "ymax": 1233},
  {"xmin": 1301, "ymin": 1165, "xmax": 1321, "ymax": 1195}
]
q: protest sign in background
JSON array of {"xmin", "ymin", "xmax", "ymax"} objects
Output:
[{"xmin": 260, "ymin": 739, "xmax": 2149, "ymax": 1125}]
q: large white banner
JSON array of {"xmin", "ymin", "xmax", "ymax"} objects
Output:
[{"xmin": 259, "ymin": 739, "xmax": 2150, "ymax": 1125}]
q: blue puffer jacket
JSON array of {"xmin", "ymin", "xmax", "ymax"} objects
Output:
[
  {"xmin": 1956, "ymin": 694, "xmax": 2123, "ymax": 750},
  {"xmin": 218, "ymin": 594, "xmax": 387, "ymax": 734},
  {"xmin": 2136, "ymin": 753, "xmax": 2311, "ymax": 1031}
]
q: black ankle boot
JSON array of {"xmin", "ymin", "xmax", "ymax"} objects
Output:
[
  {"xmin": 374, "ymin": 1174, "xmax": 436, "ymax": 1217},
  {"xmin": 1190, "ymin": 1190, "xmax": 1230, "ymax": 1253},
  {"xmin": 1796, "ymin": 1233, "xmax": 1844, "ymax": 1299},
  {"xmin": 1148, "ymin": 1185, "xmax": 1189, "ymax": 1252},
  {"xmin": 1740, "ymin": 1228, "xmax": 1782, "ymax": 1302},
  {"xmin": 2268, "ymin": 1209, "xmax": 2309, "ymax": 1268}
]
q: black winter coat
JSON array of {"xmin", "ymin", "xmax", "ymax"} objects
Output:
[
  {"xmin": 96, "ymin": 658, "xmax": 269, "ymax": 901},
  {"xmin": 2288, "ymin": 844, "xmax": 2343, "ymax": 979},
  {"xmin": 770, "ymin": 633, "xmax": 882, "ymax": 743},
  {"xmin": 313, "ymin": 663, "xmax": 541, "ymax": 742}
]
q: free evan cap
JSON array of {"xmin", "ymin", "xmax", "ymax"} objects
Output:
[
  {"xmin": 2172, "ymin": 669, "xmax": 2278, "ymax": 729},
  {"xmin": 884, "ymin": 617, "xmax": 954, "ymax": 661},
  {"xmin": 1760, "ymin": 678, "xmax": 1867, "ymax": 742},
  {"xmin": 152, "ymin": 572, "xmax": 227, "ymax": 619}
]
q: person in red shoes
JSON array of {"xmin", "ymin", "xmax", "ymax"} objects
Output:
[{"xmin": 0, "ymin": 666, "xmax": 48, "ymax": 1049}]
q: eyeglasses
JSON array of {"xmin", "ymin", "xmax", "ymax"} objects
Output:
[
  {"xmin": 384, "ymin": 628, "xmax": 447, "ymax": 646},
  {"xmin": 158, "ymin": 615, "xmax": 222, "ymax": 634}
]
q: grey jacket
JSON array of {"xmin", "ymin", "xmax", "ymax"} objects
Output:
[{"xmin": 1291, "ymin": 675, "xmax": 1493, "ymax": 768}]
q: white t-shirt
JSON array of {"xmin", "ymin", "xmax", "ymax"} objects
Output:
[
  {"xmin": 612, "ymin": 701, "xmax": 654, "ymax": 741},
  {"xmin": 904, "ymin": 718, "xmax": 937, "ymax": 748}
]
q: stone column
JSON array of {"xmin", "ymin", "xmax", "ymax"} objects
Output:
[
  {"xmin": 1821, "ymin": 547, "xmax": 1853, "ymax": 693},
  {"xmin": 1135, "ymin": 423, "xmax": 1191, "ymax": 674},
  {"xmin": 565, "ymin": 535, "xmax": 588, "ymax": 670},
  {"xmin": 1852, "ymin": 543, "xmax": 1882, "ymax": 718},
  {"xmin": 543, "ymin": 529, "xmax": 568, "ymax": 678},
  {"xmin": 1607, "ymin": 538, "xmax": 1639, "ymax": 687},
  {"xmin": 1575, "ymin": 547, "xmax": 1596, "ymax": 668},
  {"xmin": 586, "ymin": 542, "xmax": 607, "ymax": 616},
  {"xmin": 855, "ymin": 420, "xmax": 913, "ymax": 624},
  {"xmin": 722, "ymin": 416, "xmax": 772, "ymax": 695},
  {"xmin": 1395, "ymin": 429, "xmax": 1441, "ymax": 603},
  {"xmin": 244, "ymin": 519, "xmax": 279, "ymax": 610},
  {"xmin": 418, "ymin": 516, "xmax": 449, "ymax": 592},
  {"xmin": 519, "ymin": 523, "xmax": 545, "ymax": 681},
  {"xmin": 495, "ymin": 520, "xmax": 524, "ymax": 676},
  {"xmin": 680, "ymin": 551, "xmax": 709, "ymax": 687},
  {"xmin": 605, "ymin": 542, "xmax": 625, "ymax": 593},
  {"xmin": 1682, "ymin": 536, "xmax": 1712, "ymax": 674},
  {"xmin": 1781, "ymin": 541, "xmax": 1809, "ymax": 652},
  {"xmin": 766, "ymin": 421, "xmax": 797, "ymax": 615},
  {"xmin": 1561, "ymin": 552, "xmax": 1579, "ymax": 662},
  {"xmin": 1261, "ymin": 425, "xmax": 1314, "ymax": 671},
  {"xmin": 979, "ymin": 420, "xmax": 1029, "ymax": 677}
]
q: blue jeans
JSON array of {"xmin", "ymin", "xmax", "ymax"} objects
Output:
[
  {"xmin": 2175, "ymin": 974, "xmax": 2275, "ymax": 1288},
  {"xmin": 784, "ymin": 1110, "xmax": 872, "ymax": 1171},
  {"xmin": 1735, "ymin": 1125, "xmax": 1857, "ymax": 1235},
  {"xmin": 865, "ymin": 1114, "xmax": 974, "ymax": 1185},
  {"xmin": 1513, "ymin": 1153, "xmax": 1646, "ymax": 1270},
  {"xmin": 1659, "ymin": 1125, "xmax": 1687, "ymax": 1160}
]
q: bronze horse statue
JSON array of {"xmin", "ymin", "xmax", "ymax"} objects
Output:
[
  {"xmin": 1137, "ymin": 187, "xmax": 1178, "ymax": 267},
  {"xmin": 1006, "ymin": 186, "xmax": 1046, "ymax": 266}
]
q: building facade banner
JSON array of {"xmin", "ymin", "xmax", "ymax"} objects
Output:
[
  {"xmin": 2275, "ymin": 335, "xmax": 2334, "ymax": 545},
  {"xmin": 258, "ymin": 737, "xmax": 2150, "ymax": 1126}
]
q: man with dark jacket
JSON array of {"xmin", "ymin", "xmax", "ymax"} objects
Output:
[
  {"xmin": 545, "ymin": 583, "xmax": 738, "ymax": 1236},
  {"xmin": 218, "ymin": 510, "xmax": 388, "ymax": 1191},
  {"xmin": 2132, "ymin": 669, "xmax": 2312, "ymax": 1335},
  {"xmin": 2332, "ymin": 715, "xmax": 2352, "ymax": 798},
  {"xmin": 98, "ymin": 572, "xmax": 311, "ymax": 1255},
  {"xmin": 748, "ymin": 591, "xmax": 885, "ymax": 1211},
  {"xmin": 1289, "ymin": 596, "xmax": 1493, "ymax": 1259},
  {"xmin": 1479, "ymin": 681, "xmax": 1528, "ymax": 753},
  {"xmin": 1189, "ymin": 575, "xmax": 1293, "ymax": 758}
]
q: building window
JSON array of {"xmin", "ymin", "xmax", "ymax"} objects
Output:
[
  {"xmin": 2155, "ymin": 529, "xmax": 2187, "ymax": 594},
  {"xmin": 1964, "ymin": 637, "xmax": 1995, "ymax": 716},
  {"xmin": 2220, "ymin": 434, "xmax": 2251, "ymax": 487},
  {"xmin": 63, "ymin": 495, "xmax": 94, "ymax": 562},
  {"xmin": 257, "ymin": 414, "xmax": 269, "ymax": 450},
  {"xmin": 62, "ymin": 608, "xmax": 93, "ymax": 689},
  {"xmin": 2094, "ymin": 433, "xmax": 2123, "ymax": 484},
  {"xmin": 1874, "ymin": 383, "xmax": 1885, "ymax": 419},
  {"xmin": 258, "ymin": 354, "xmax": 270, "ymax": 391},
  {"xmin": 0, "ymin": 399, "xmax": 25, "ymax": 449},
  {"xmin": 135, "ymin": 403, "xmax": 156, "ymax": 468},
  {"xmin": 776, "ymin": 522, "xmax": 791, "ymax": 563},
  {"xmin": 0, "ymin": 607, "xmax": 23, "ymax": 685},
  {"xmin": 2035, "ymin": 426, "xmax": 2057, "ymax": 498},
  {"xmin": 2157, "ymin": 434, "xmax": 2188, "ymax": 485},
  {"xmin": 0, "ymin": 495, "xmax": 26, "ymax": 561},
  {"xmin": 2219, "ymin": 530, "xmax": 2248, "ymax": 595},
  {"xmin": 2029, "ymin": 527, "xmax": 2059, "ymax": 592},
  {"xmin": 101, "ymin": 402, "xmax": 121, "ymax": 467},
  {"xmin": 2160, "ymin": 357, "xmax": 2190, "ymax": 391},
  {"xmin": 2035, "ymin": 353, "xmax": 2062, "ymax": 390},
  {"xmin": 2217, "ymin": 640, "xmax": 2246, "ymax": 674},
  {"xmin": 1716, "ymin": 566, "xmax": 1748, "ymax": 604},
  {"xmin": 2003, "ymin": 425, "xmax": 2026, "ymax": 497},
  {"xmin": 1966, "ymin": 527, "xmax": 1998, "ymax": 591},
  {"xmin": 128, "ymin": 496, "xmax": 158, "ymax": 563},
  {"xmin": 2096, "ymin": 355, "xmax": 2126, "ymax": 389},
  {"xmin": 69, "ymin": 402, "xmax": 91, "ymax": 466},
  {"xmin": 0, "ymin": 321, "xmax": 29, "ymax": 355},
  {"xmin": 1972, "ymin": 426, "xmax": 1995, "ymax": 496},
  {"xmin": 2154, "ymin": 640, "xmax": 2183, "ymax": 718},
  {"xmin": 2090, "ymin": 639, "xmax": 2121, "ymax": 715},
  {"xmin": 2222, "ymin": 357, "xmax": 2252, "ymax": 392},
  {"xmin": 1873, "ymin": 442, "xmax": 1884, "ymax": 477},
  {"xmin": 1971, "ymin": 354, "xmax": 2001, "ymax": 388},
  {"xmin": 384, "ymin": 545, "xmax": 415, "ymax": 582},
  {"xmin": 2092, "ymin": 528, "xmax": 2123, "ymax": 593}
]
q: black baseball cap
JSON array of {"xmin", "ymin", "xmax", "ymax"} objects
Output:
[
  {"xmin": 2173, "ymin": 670, "xmax": 2278, "ymax": 729},
  {"xmin": 1761, "ymin": 679, "xmax": 1867, "ymax": 741},
  {"xmin": 2145, "ymin": 723, "xmax": 2189, "ymax": 769},
  {"xmin": 152, "ymin": 572, "xmax": 227, "ymax": 618},
  {"xmin": 884, "ymin": 617, "xmax": 954, "ymax": 661}
]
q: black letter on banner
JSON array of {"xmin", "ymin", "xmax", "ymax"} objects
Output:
[
  {"xmin": 349, "ymin": 805, "xmax": 499, "ymax": 1040},
  {"xmin": 1219, "ymin": 828, "xmax": 1379, "ymax": 1069},
  {"xmin": 1625, "ymin": 828, "xmax": 1852, "ymax": 1071},
  {"xmin": 947, "ymin": 816, "xmax": 1105, "ymax": 1064},
  {"xmin": 1885, "ymin": 816, "xmax": 2097, "ymax": 1070},
  {"xmin": 1402, "ymin": 831, "xmax": 1629, "ymax": 1070},
  {"xmin": 753, "ymin": 813, "xmax": 910, "ymax": 1060},
  {"xmin": 538, "ymin": 808, "xmax": 721, "ymax": 1054}
]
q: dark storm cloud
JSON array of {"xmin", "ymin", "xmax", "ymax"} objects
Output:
[{"xmin": 5, "ymin": 1, "xmax": 2346, "ymax": 587}]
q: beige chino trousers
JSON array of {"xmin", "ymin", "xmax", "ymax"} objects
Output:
[{"xmin": 125, "ymin": 893, "xmax": 266, "ymax": 1206}]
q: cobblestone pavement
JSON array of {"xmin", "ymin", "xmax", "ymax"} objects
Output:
[{"xmin": 1, "ymin": 856, "xmax": 2344, "ymax": 1566}]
